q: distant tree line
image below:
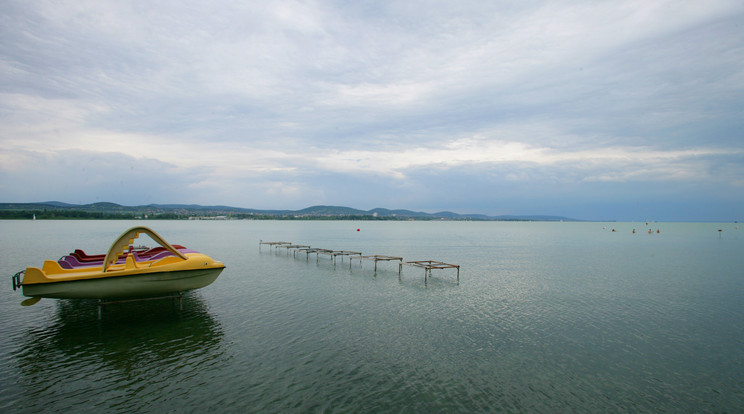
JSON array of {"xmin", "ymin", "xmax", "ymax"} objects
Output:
[
  {"xmin": 228, "ymin": 214, "xmax": 489, "ymax": 221},
  {"xmin": 0, "ymin": 210, "xmax": 138, "ymax": 220},
  {"xmin": 0, "ymin": 209, "xmax": 491, "ymax": 221},
  {"xmin": 229, "ymin": 213, "xmax": 421, "ymax": 220}
]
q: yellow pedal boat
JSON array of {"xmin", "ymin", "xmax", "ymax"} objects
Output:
[{"xmin": 12, "ymin": 226, "xmax": 225, "ymax": 301}]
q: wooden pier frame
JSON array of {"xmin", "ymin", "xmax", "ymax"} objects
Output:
[
  {"xmin": 325, "ymin": 250, "xmax": 362, "ymax": 264},
  {"xmin": 400, "ymin": 260, "xmax": 460, "ymax": 282},
  {"xmin": 307, "ymin": 249, "xmax": 361, "ymax": 264},
  {"xmin": 350, "ymin": 255, "xmax": 403, "ymax": 272},
  {"xmin": 296, "ymin": 247, "xmax": 334, "ymax": 262},
  {"xmin": 277, "ymin": 244, "xmax": 311, "ymax": 256},
  {"xmin": 259, "ymin": 241, "xmax": 291, "ymax": 251},
  {"xmin": 259, "ymin": 238, "xmax": 461, "ymax": 283}
]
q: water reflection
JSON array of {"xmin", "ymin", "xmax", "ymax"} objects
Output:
[{"xmin": 11, "ymin": 294, "xmax": 225, "ymax": 412}]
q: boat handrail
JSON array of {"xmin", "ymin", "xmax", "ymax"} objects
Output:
[{"xmin": 103, "ymin": 226, "xmax": 187, "ymax": 272}]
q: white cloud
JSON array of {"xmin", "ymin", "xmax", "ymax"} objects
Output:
[{"xmin": 1, "ymin": 0, "xmax": 743, "ymax": 219}]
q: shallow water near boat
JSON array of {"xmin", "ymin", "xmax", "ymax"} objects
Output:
[{"xmin": 1, "ymin": 220, "xmax": 743, "ymax": 412}]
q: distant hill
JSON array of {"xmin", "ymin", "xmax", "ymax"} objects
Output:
[{"xmin": 0, "ymin": 202, "xmax": 579, "ymax": 221}]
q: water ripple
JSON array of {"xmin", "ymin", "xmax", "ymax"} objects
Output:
[{"xmin": 2, "ymin": 221, "xmax": 743, "ymax": 412}]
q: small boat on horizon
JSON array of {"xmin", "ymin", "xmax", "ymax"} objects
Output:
[{"xmin": 12, "ymin": 226, "xmax": 225, "ymax": 304}]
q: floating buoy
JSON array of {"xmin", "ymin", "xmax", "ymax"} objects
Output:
[{"xmin": 357, "ymin": 228, "xmax": 360, "ymax": 232}]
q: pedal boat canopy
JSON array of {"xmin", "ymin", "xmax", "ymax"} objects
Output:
[{"xmin": 15, "ymin": 226, "xmax": 225, "ymax": 300}]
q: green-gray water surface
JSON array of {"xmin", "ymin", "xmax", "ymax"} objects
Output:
[{"xmin": 1, "ymin": 220, "xmax": 742, "ymax": 412}]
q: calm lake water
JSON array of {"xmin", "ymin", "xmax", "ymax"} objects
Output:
[{"xmin": 1, "ymin": 220, "xmax": 742, "ymax": 412}]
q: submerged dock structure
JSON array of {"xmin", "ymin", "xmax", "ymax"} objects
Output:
[
  {"xmin": 295, "ymin": 248, "xmax": 362, "ymax": 264},
  {"xmin": 258, "ymin": 241, "xmax": 292, "ymax": 252},
  {"xmin": 324, "ymin": 250, "xmax": 362, "ymax": 264},
  {"xmin": 295, "ymin": 247, "xmax": 332, "ymax": 261},
  {"xmin": 259, "ymin": 241, "xmax": 459, "ymax": 282},
  {"xmin": 277, "ymin": 244, "xmax": 311, "ymax": 256},
  {"xmin": 401, "ymin": 260, "xmax": 460, "ymax": 282},
  {"xmin": 350, "ymin": 255, "xmax": 403, "ymax": 272}
]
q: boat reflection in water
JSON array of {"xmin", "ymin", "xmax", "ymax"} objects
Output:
[{"xmin": 11, "ymin": 293, "xmax": 226, "ymax": 412}]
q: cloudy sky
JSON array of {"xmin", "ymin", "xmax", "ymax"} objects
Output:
[{"xmin": 1, "ymin": 1, "xmax": 742, "ymax": 221}]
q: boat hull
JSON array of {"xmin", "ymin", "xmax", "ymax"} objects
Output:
[{"xmin": 22, "ymin": 267, "xmax": 224, "ymax": 300}]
